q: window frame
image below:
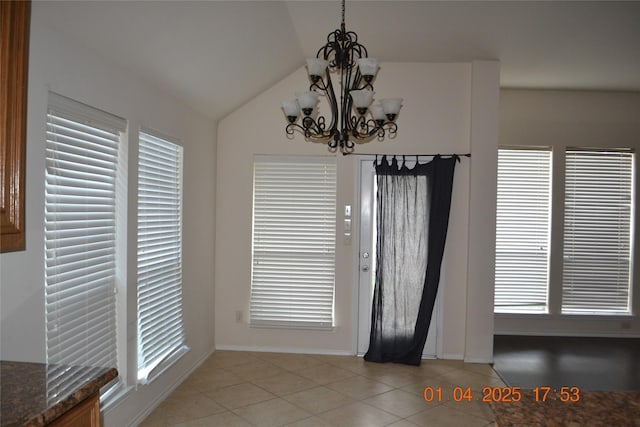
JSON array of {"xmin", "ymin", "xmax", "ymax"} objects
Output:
[
  {"xmin": 495, "ymin": 146, "xmax": 636, "ymax": 319},
  {"xmin": 44, "ymin": 92, "xmax": 127, "ymax": 401},
  {"xmin": 249, "ymin": 155, "xmax": 337, "ymax": 330},
  {"xmin": 561, "ymin": 148, "xmax": 634, "ymax": 315},
  {"xmin": 136, "ymin": 128, "xmax": 188, "ymax": 384},
  {"xmin": 495, "ymin": 147, "xmax": 552, "ymax": 314}
]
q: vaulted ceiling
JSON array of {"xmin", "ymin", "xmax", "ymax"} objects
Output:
[{"xmin": 37, "ymin": 1, "xmax": 640, "ymax": 121}]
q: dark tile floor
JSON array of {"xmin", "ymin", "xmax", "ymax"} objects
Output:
[{"xmin": 492, "ymin": 335, "xmax": 640, "ymax": 391}]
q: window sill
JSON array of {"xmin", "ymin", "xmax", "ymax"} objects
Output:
[
  {"xmin": 249, "ymin": 322, "xmax": 335, "ymax": 332},
  {"xmin": 100, "ymin": 384, "xmax": 134, "ymax": 413},
  {"xmin": 495, "ymin": 312, "xmax": 634, "ymax": 320},
  {"xmin": 137, "ymin": 345, "xmax": 190, "ymax": 385}
]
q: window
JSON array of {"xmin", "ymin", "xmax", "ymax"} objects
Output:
[
  {"xmin": 495, "ymin": 147, "xmax": 634, "ymax": 316},
  {"xmin": 495, "ymin": 149, "xmax": 551, "ymax": 313},
  {"xmin": 136, "ymin": 130, "xmax": 188, "ymax": 383},
  {"xmin": 250, "ymin": 156, "xmax": 337, "ymax": 329},
  {"xmin": 562, "ymin": 150, "xmax": 633, "ymax": 314},
  {"xmin": 45, "ymin": 92, "xmax": 125, "ymax": 397}
]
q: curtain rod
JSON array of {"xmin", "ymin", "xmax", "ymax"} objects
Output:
[{"xmin": 347, "ymin": 153, "xmax": 471, "ymax": 158}]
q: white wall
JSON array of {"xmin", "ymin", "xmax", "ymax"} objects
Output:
[
  {"xmin": 496, "ymin": 89, "xmax": 640, "ymax": 337},
  {"xmin": 465, "ymin": 62, "xmax": 500, "ymax": 362},
  {"xmin": 215, "ymin": 61, "xmax": 499, "ymax": 361},
  {"xmin": 0, "ymin": 5, "xmax": 216, "ymax": 426}
]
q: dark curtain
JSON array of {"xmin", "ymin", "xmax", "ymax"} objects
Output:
[{"xmin": 364, "ymin": 155, "xmax": 458, "ymax": 365}]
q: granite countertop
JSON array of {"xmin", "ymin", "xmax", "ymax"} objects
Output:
[
  {"xmin": 0, "ymin": 361, "xmax": 118, "ymax": 427},
  {"xmin": 490, "ymin": 390, "xmax": 640, "ymax": 427}
]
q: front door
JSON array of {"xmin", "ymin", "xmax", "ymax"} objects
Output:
[{"xmin": 356, "ymin": 157, "xmax": 440, "ymax": 358}]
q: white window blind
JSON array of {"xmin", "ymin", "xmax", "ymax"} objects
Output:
[
  {"xmin": 495, "ymin": 149, "xmax": 551, "ymax": 313},
  {"xmin": 562, "ymin": 149, "xmax": 633, "ymax": 314},
  {"xmin": 137, "ymin": 130, "xmax": 187, "ymax": 383},
  {"xmin": 45, "ymin": 93, "xmax": 125, "ymax": 396},
  {"xmin": 250, "ymin": 156, "xmax": 336, "ymax": 329}
]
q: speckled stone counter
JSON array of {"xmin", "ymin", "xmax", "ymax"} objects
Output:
[
  {"xmin": 0, "ymin": 361, "xmax": 118, "ymax": 426},
  {"xmin": 490, "ymin": 390, "xmax": 640, "ymax": 427}
]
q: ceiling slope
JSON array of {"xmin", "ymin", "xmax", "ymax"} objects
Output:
[{"xmin": 37, "ymin": 1, "xmax": 640, "ymax": 120}]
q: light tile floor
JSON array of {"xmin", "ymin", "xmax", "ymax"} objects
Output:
[{"xmin": 140, "ymin": 351, "xmax": 505, "ymax": 427}]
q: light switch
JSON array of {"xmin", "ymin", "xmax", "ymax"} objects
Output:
[{"xmin": 344, "ymin": 218, "xmax": 352, "ymax": 232}]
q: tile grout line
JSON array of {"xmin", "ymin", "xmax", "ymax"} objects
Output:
[{"xmin": 141, "ymin": 351, "xmax": 501, "ymax": 427}]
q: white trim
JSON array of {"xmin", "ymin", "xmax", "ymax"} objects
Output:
[
  {"xmin": 355, "ymin": 157, "xmax": 376, "ymax": 356},
  {"xmin": 250, "ymin": 155, "xmax": 337, "ymax": 328},
  {"xmin": 494, "ymin": 331, "xmax": 640, "ymax": 338},
  {"xmin": 48, "ymin": 91, "xmax": 126, "ymax": 132},
  {"xmin": 106, "ymin": 348, "xmax": 216, "ymax": 427},
  {"xmin": 439, "ymin": 353, "xmax": 465, "ymax": 361},
  {"xmin": 351, "ymin": 156, "xmax": 371, "ymax": 355},
  {"xmin": 136, "ymin": 130, "xmax": 186, "ymax": 385},
  {"xmin": 214, "ymin": 345, "xmax": 354, "ymax": 357},
  {"xmin": 99, "ymin": 385, "xmax": 134, "ymax": 414},
  {"xmin": 139, "ymin": 126, "xmax": 181, "ymax": 147},
  {"xmin": 139, "ymin": 345, "xmax": 190, "ymax": 385},
  {"xmin": 464, "ymin": 356, "xmax": 493, "ymax": 364},
  {"xmin": 354, "ymin": 353, "xmax": 451, "ymax": 361},
  {"xmin": 496, "ymin": 313, "xmax": 634, "ymax": 321},
  {"xmin": 248, "ymin": 323, "xmax": 335, "ymax": 332}
]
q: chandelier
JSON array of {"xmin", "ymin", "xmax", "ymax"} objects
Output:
[{"xmin": 281, "ymin": 0, "xmax": 402, "ymax": 154}]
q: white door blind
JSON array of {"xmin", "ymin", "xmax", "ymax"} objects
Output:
[
  {"xmin": 137, "ymin": 130, "xmax": 187, "ymax": 383},
  {"xmin": 495, "ymin": 149, "xmax": 551, "ymax": 313},
  {"xmin": 562, "ymin": 150, "xmax": 633, "ymax": 314},
  {"xmin": 251, "ymin": 156, "xmax": 336, "ymax": 329},
  {"xmin": 45, "ymin": 93, "xmax": 125, "ymax": 386}
]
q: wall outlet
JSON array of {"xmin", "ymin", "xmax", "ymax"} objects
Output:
[{"xmin": 235, "ymin": 310, "xmax": 243, "ymax": 323}]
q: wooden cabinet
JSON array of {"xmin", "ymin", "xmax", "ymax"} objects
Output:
[
  {"xmin": 0, "ymin": 0, "xmax": 30, "ymax": 252},
  {"xmin": 49, "ymin": 392, "xmax": 100, "ymax": 427}
]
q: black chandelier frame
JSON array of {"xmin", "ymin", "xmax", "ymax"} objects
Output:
[{"xmin": 284, "ymin": 1, "xmax": 399, "ymax": 154}]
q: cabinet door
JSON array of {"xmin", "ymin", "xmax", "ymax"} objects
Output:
[
  {"xmin": 49, "ymin": 393, "xmax": 100, "ymax": 427},
  {"xmin": 0, "ymin": 0, "xmax": 29, "ymax": 252}
]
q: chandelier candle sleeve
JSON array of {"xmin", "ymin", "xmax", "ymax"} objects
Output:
[
  {"xmin": 350, "ymin": 89, "xmax": 374, "ymax": 114},
  {"xmin": 357, "ymin": 58, "xmax": 379, "ymax": 82},
  {"xmin": 282, "ymin": 99, "xmax": 300, "ymax": 123},
  {"xmin": 369, "ymin": 104, "xmax": 386, "ymax": 123},
  {"xmin": 306, "ymin": 58, "xmax": 329, "ymax": 81},
  {"xmin": 382, "ymin": 98, "xmax": 403, "ymax": 121},
  {"xmin": 282, "ymin": 0, "xmax": 402, "ymax": 154},
  {"xmin": 296, "ymin": 91, "xmax": 319, "ymax": 115}
]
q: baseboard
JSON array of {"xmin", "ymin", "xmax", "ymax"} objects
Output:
[
  {"xmin": 124, "ymin": 347, "xmax": 216, "ymax": 427},
  {"xmin": 214, "ymin": 344, "xmax": 354, "ymax": 356},
  {"xmin": 214, "ymin": 346, "xmax": 471, "ymax": 362},
  {"xmin": 355, "ymin": 353, "xmax": 465, "ymax": 361},
  {"xmin": 439, "ymin": 353, "xmax": 464, "ymax": 361},
  {"xmin": 464, "ymin": 356, "xmax": 493, "ymax": 364},
  {"xmin": 494, "ymin": 331, "xmax": 640, "ymax": 338}
]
